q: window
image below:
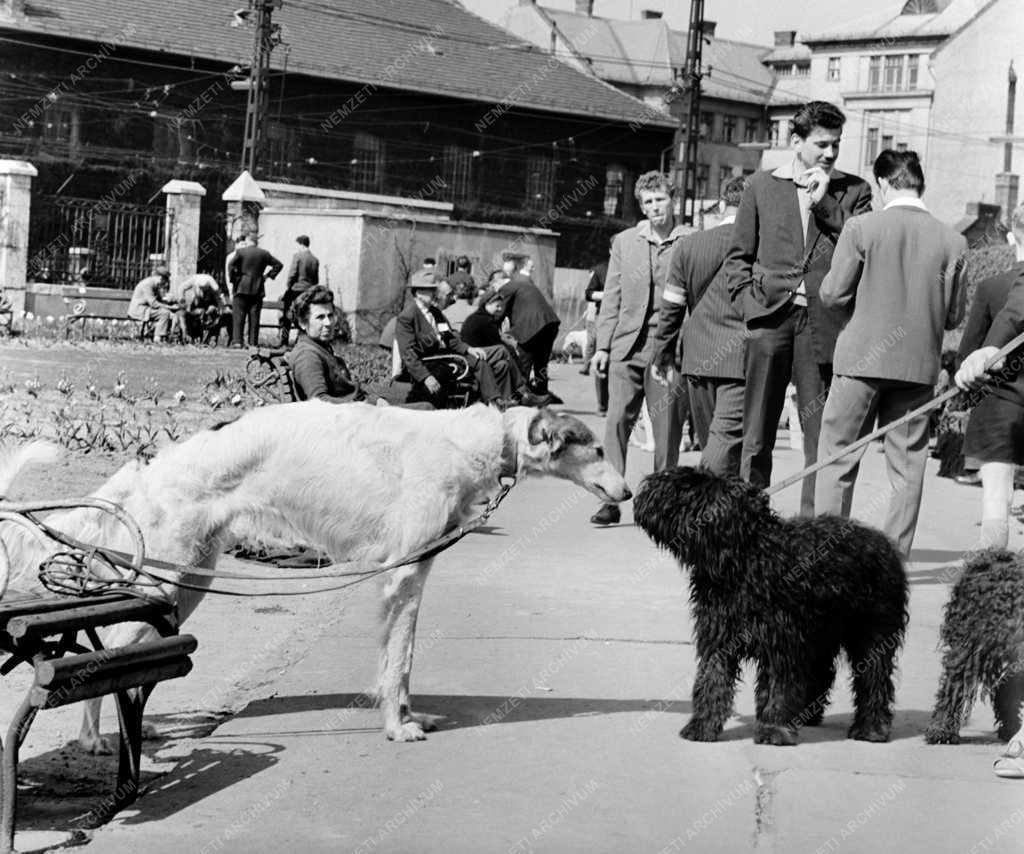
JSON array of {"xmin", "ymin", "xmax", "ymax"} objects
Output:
[
  {"xmin": 695, "ymin": 163, "xmax": 709, "ymax": 199},
  {"xmin": 603, "ymin": 167, "xmax": 624, "ymax": 217},
  {"xmin": 775, "ymin": 64, "xmax": 792, "ymax": 77},
  {"xmin": 700, "ymin": 111, "xmax": 713, "ymax": 139},
  {"xmin": 718, "ymin": 166, "xmax": 734, "ymax": 190},
  {"xmin": 896, "ymin": 142, "xmax": 908, "ymax": 152},
  {"xmin": 442, "ymin": 145, "xmax": 475, "ymax": 203},
  {"xmin": 526, "ymin": 154, "xmax": 556, "ymax": 209},
  {"xmin": 640, "ymin": 10, "xmax": 662, "ymax": 18},
  {"xmin": 827, "ymin": 57, "xmax": 841, "ymax": 82},
  {"xmin": 907, "ymin": 54, "xmax": 919, "ymax": 90},
  {"xmin": 722, "ymin": 115, "xmax": 737, "ymax": 143},
  {"xmin": 266, "ymin": 121, "xmax": 298, "ymax": 171},
  {"xmin": 868, "ymin": 55, "xmax": 882, "ymax": 91},
  {"xmin": 881, "ymin": 133, "xmax": 894, "ymax": 151},
  {"xmin": 42, "ymin": 106, "xmax": 74, "ymax": 143},
  {"xmin": 865, "ymin": 127, "xmax": 879, "ymax": 166},
  {"xmin": 795, "ymin": 63, "xmax": 810, "ymax": 78},
  {"xmin": 883, "ymin": 55, "xmax": 903, "ymax": 92},
  {"xmin": 351, "ymin": 132, "xmax": 384, "ymax": 193},
  {"xmin": 743, "ymin": 118, "xmax": 758, "ymax": 143}
]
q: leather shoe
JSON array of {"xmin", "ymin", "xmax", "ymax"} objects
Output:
[
  {"xmin": 579, "ymin": 368, "xmax": 590, "ymax": 376},
  {"xmin": 518, "ymin": 390, "xmax": 553, "ymax": 407},
  {"xmin": 590, "ymin": 503, "xmax": 620, "ymax": 526},
  {"xmin": 543, "ymin": 391, "xmax": 564, "ymax": 405},
  {"xmin": 955, "ymin": 472, "xmax": 982, "ymax": 486}
]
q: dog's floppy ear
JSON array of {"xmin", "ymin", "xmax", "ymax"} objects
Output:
[{"xmin": 527, "ymin": 409, "xmax": 565, "ymax": 456}]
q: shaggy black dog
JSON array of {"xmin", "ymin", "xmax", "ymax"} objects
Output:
[
  {"xmin": 925, "ymin": 549, "xmax": 1024, "ymax": 744},
  {"xmin": 634, "ymin": 467, "xmax": 909, "ymax": 746}
]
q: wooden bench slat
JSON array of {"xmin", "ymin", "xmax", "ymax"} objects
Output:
[
  {"xmin": 31, "ymin": 658, "xmax": 194, "ymax": 707},
  {"xmin": 35, "ymin": 635, "xmax": 198, "ymax": 687},
  {"xmin": 6, "ymin": 599, "xmax": 174, "ymax": 639},
  {"xmin": 0, "ymin": 594, "xmax": 132, "ymax": 627}
]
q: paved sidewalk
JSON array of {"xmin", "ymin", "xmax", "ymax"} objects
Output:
[{"xmin": 30, "ymin": 362, "xmax": 1024, "ymax": 853}]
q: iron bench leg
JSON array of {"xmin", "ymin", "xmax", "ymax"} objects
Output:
[{"xmin": 1, "ymin": 696, "xmax": 40, "ymax": 854}]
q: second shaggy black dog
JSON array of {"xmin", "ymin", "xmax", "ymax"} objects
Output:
[
  {"xmin": 634, "ymin": 467, "xmax": 909, "ymax": 745},
  {"xmin": 925, "ymin": 549, "xmax": 1024, "ymax": 744}
]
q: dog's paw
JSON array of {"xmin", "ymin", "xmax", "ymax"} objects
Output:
[
  {"xmin": 923, "ymin": 726, "xmax": 960, "ymax": 745},
  {"xmin": 848, "ymin": 722, "xmax": 890, "ymax": 743},
  {"xmin": 679, "ymin": 718, "xmax": 721, "ymax": 742},
  {"xmin": 386, "ymin": 721, "xmax": 428, "ymax": 742},
  {"xmin": 754, "ymin": 723, "xmax": 798, "ymax": 746},
  {"xmin": 404, "ymin": 711, "xmax": 443, "ymax": 732},
  {"xmin": 78, "ymin": 734, "xmax": 115, "ymax": 755}
]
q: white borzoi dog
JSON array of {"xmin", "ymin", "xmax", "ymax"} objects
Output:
[{"xmin": 0, "ymin": 403, "xmax": 630, "ymax": 745}]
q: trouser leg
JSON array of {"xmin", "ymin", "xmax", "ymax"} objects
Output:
[
  {"xmin": 815, "ymin": 375, "xmax": 880, "ymax": 518},
  {"xmin": 604, "ymin": 358, "xmax": 646, "ymax": 475},
  {"xmin": 645, "ymin": 360, "xmax": 687, "ymax": 472}
]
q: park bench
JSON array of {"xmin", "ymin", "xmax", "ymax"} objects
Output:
[{"xmin": 0, "ymin": 590, "xmax": 196, "ymax": 853}]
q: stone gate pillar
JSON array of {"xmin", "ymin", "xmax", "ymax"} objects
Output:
[
  {"xmin": 0, "ymin": 159, "xmax": 37, "ymax": 326},
  {"xmin": 162, "ymin": 179, "xmax": 206, "ymax": 282}
]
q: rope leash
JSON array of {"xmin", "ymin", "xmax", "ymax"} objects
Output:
[
  {"xmin": 0, "ymin": 477, "xmax": 517, "ymax": 600},
  {"xmin": 766, "ymin": 330, "xmax": 1024, "ymax": 496}
]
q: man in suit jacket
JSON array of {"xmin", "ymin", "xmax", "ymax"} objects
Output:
[
  {"xmin": 497, "ymin": 254, "xmax": 562, "ymax": 401},
  {"xmin": 395, "ymin": 271, "xmax": 544, "ymax": 407},
  {"xmin": 590, "ymin": 170, "xmax": 694, "ymax": 526},
  {"xmin": 279, "ymin": 234, "xmax": 320, "ymax": 346},
  {"xmin": 815, "ymin": 150, "xmax": 967, "ymax": 557},
  {"xmin": 651, "ymin": 175, "xmax": 747, "ymax": 476},
  {"xmin": 228, "ymin": 233, "xmax": 283, "ymax": 347},
  {"xmin": 724, "ymin": 101, "xmax": 873, "ymax": 515}
]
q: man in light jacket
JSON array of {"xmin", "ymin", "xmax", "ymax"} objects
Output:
[{"xmin": 814, "ymin": 150, "xmax": 968, "ymax": 557}]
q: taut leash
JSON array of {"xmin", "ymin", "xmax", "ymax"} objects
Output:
[{"xmin": 766, "ymin": 330, "xmax": 1024, "ymax": 497}]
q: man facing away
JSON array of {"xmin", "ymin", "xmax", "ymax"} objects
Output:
[
  {"xmin": 279, "ymin": 234, "xmax": 320, "ymax": 347},
  {"xmin": 724, "ymin": 100, "xmax": 873, "ymax": 515},
  {"xmin": 228, "ymin": 232, "xmax": 283, "ymax": 348},
  {"xmin": 650, "ymin": 175, "xmax": 748, "ymax": 476},
  {"xmin": 814, "ymin": 150, "xmax": 968, "ymax": 558},
  {"xmin": 589, "ymin": 170, "xmax": 693, "ymax": 526}
]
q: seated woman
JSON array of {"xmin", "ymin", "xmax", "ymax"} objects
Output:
[
  {"xmin": 289, "ymin": 286, "xmax": 371, "ymax": 404},
  {"xmin": 459, "ymin": 288, "xmax": 506, "ymax": 349}
]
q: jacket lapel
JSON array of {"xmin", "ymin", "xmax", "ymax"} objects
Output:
[{"xmin": 806, "ymin": 178, "xmax": 848, "ymax": 256}]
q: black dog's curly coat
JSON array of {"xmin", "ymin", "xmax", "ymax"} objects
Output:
[
  {"xmin": 634, "ymin": 467, "xmax": 909, "ymax": 745},
  {"xmin": 925, "ymin": 549, "xmax": 1024, "ymax": 744}
]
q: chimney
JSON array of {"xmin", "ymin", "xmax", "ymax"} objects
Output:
[
  {"xmin": 702, "ymin": 20, "xmax": 717, "ymax": 38},
  {"xmin": 774, "ymin": 30, "xmax": 797, "ymax": 47},
  {"xmin": 575, "ymin": 0, "xmax": 594, "ymax": 15}
]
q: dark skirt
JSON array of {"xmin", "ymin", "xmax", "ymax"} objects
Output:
[{"xmin": 963, "ymin": 392, "xmax": 1024, "ymax": 466}]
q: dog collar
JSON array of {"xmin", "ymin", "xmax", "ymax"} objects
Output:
[{"xmin": 500, "ymin": 433, "xmax": 519, "ymax": 479}]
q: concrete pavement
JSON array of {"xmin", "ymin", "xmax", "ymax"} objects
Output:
[{"xmin": 34, "ymin": 362, "xmax": 1024, "ymax": 853}]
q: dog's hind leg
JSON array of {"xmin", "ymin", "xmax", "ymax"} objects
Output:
[
  {"xmin": 800, "ymin": 647, "xmax": 840, "ymax": 727},
  {"xmin": 379, "ymin": 560, "xmax": 434, "ymax": 741},
  {"xmin": 845, "ymin": 628, "xmax": 900, "ymax": 743},
  {"xmin": 924, "ymin": 646, "xmax": 976, "ymax": 744},
  {"xmin": 993, "ymin": 672, "xmax": 1024, "ymax": 742},
  {"xmin": 680, "ymin": 652, "xmax": 741, "ymax": 742}
]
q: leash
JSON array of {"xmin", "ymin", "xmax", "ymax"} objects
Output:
[
  {"xmin": 0, "ymin": 477, "xmax": 517, "ymax": 600},
  {"xmin": 766, "ymin": 330, "xmax": 1024, "ymax": 496}
]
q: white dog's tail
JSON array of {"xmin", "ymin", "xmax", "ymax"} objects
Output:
[{"xmin": 0, "ymin": 441, "xmax": 62, "ymax": 499}]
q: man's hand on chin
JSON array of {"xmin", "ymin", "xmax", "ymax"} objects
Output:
[{"xmin": 801, "ymin": 167, "xmax": 831, "ymax": 205}]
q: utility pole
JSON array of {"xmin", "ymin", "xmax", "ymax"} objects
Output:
[
  {"xmin": 677, "ymin": 0, "xmax": 705, "ymax": 226},
  {"xmin": 237, "ymin": 0, "xmax": 283, "ymax": 176},
  {"xmin": 989, "ymin": 61, "xmax": 1020, "ymax": 223}
]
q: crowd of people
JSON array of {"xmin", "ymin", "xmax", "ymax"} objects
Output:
[{"xmin": 583, "ymin": 99, "xmax": 1017, "ymax": 572}]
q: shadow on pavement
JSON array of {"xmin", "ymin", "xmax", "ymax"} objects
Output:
[
  {"xmin": 910, "ymin": 548, "xmax": 967, "ymax": 564},
  {"xmin": 234, "ymin": 691, "xmax": 691, "ymax": 731},
  {"xmin": 907, "ymin": 565, "xmax": 962, "ymax": 585},
  {"xmin": 718, "ymin": 709, "xmax": 939, "ymax": 744}
]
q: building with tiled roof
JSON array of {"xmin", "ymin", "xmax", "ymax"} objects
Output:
[
  {"xmin": 500, "ymin": 3, "xmax": 776, "ymax": 214},
  {"xmin": 0, "ymin": 0, "xmax": 678, "ymax": 275}
]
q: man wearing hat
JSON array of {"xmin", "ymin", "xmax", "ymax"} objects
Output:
[
  {"xmin": 128, "ymin": 265, "xmax": 178, "ymax": 343},
  {"xmin": 395, "ymin": 271, "xmax": 545, "ymax": 407},
  {"xmin": 228, "ymin": 231, "xmax": 283, "ymax": 347}
]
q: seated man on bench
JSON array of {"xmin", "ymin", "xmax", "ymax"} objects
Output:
[
  {"xmin": 395, "ymin": 271, "xmax": 548, "ymax": 408},
  {"xmin": 127, "ymin": 266, "xmax": 179, "ymax": 342}
]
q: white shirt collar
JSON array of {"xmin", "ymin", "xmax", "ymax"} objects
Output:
[{"xmin": 883, "ymin": 196, "xmax": 928, "ymax": 212}]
